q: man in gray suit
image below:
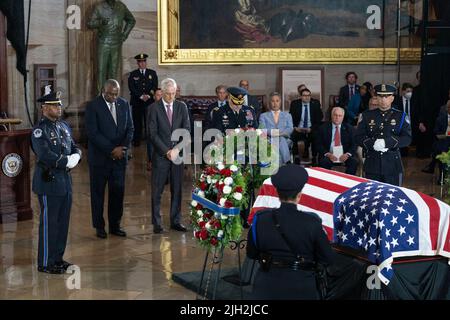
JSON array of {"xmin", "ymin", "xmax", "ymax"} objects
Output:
[{"xmin": 147, "ymin": 78, "xmax": 191, "ymax": 233}]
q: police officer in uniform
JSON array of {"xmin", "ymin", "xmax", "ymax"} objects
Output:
[
  {"xmin": 31, "ymin": 89, "xmax": 82, "ymax": 274},
  {"xmin": 211, "ymin": 86, "xmax": 257, "ymax": 134},
  {"xmin": 355, "ymin": 84, "xmax": 412, "ymax": 186},
  {"xmin": 128, "ymin": 53, "xmax": 158, "ymax": 146},
  {"xmin": 247, "ymin": 165, "xmax": 334, "ymax": 300}
]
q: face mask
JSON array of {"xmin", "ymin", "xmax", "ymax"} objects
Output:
[{"xmin": 404, "ymin": 92, "xmax": 413, "ymax": 99}]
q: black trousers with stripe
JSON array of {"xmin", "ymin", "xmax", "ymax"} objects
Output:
[{"xmin": 37, "ymin": 193, "xmax": 72, "ymax": 268}]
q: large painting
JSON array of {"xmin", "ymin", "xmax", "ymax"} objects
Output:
[{"xmin": 158, "ymin": 0, "xmax": 422, "ymax": 64}]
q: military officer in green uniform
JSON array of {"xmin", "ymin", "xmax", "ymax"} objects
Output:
[
  {"xmin": 355, "ymin": 84, "xmax": 412, "ymax": 186},
  {"xmin": 128, "ymin": 53, "xmax": 158, "ymax": 146},
  {"xmin": 88, "ymin": 0, "xmax": 136, "ymax": 93}
]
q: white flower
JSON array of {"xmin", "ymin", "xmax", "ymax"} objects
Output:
[
  {"xmin": 211, "ymin": 179, "xmax": 217, "ymax": 184},
  {"xmin": 219, "ymin": 179, "xmax": 224, "ymax": 184},
  {"xmin": 214, "ymin": 212, "xmax": 220, "ymax": 218},
  {"xmin": 234, "ymin": 128, "xmax": 240, "ymax": 134},
  {"xmin": 219, "ymin": 198, "xmax": 227, "ymax": 207},
  {"xmin": 233, "ymin": 192, "xmax": 243, "ymax": 201},
  {"xmin": 197, "ymin": 218, "xmax": 203, "ymax": 223},
  {"xmin": 197, "ymin": 191, "xmax": 205, "ymax": 198},
  {"xmin": 256, "ymin": 129, "xmax": 263, "ymax": 136},
  {"xmin": 230, "ymin": 165, "xmax": 238, "ymax": 172},
  {"xmin": 191, "ymin": 200, "xmax": 198, "ymax": 207},
  {"xmin": 205, "ymin": 222, "xmax": 211, "ymax": 230},
  {"xmin": 206, "ymin": 176, "xmax": 212, "ymax": 184},
  {"xmin": 197, "ymin": 210, "xmax": 203, "ymax": 217},
  {"xmin": 217, "ymin": 230, "xmax": 224, "ymax": 238},
  {"xmin": 217, "ymin": 162, "xmax": 225, "ymax": 170},
  {"xmin": 223, "ymin": 185, "xmax": 232, "ymax": 194},
  {"xmin": 221, "ymin": 214, "xmax": 228, "ymax": 220},
  {"xmin": 224, "ymin": 177, "xmax": 233, "ymax": 186}
]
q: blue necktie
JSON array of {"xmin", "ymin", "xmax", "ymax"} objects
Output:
[{"xmin": 303, "ymin": 104, "xmax": 309, "ymax": 128}]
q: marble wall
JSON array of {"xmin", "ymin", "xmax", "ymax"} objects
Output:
[{"xmin": 6, "ymin": 0, "xmax": 420, "ymax": 131}]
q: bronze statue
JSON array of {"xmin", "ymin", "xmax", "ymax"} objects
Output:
[{"xmin": 88, "ymin": 0, "xmax": 136, "ymax": 93}]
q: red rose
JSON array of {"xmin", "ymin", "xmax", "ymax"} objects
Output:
[
  {"xmin": 203, "ymin": 213, "xmax": 212, "ymax": 220},
  {"xmin": 214, "ymin": 220, "xmax": 221, "ymax": 228},
  {"xmin": 200, "ymin": 229, "xmax": 209, "ymax": 240},
  {"xmin": 199, "ymin": 221, "xmax": 206, "ymax": 228},
  {"xmin": 210, "ymin": 237, "xmax": 218, "ymax": 246},
  {"xmin": 199, "ymin": 181, "xmax": 207, "ymax": 191},
  {"xmin": 196, "ymin": 204, "xmax": 203, "ymax": 210},
  {"xmin": 225, "ymin": 200, "xmax": 234, "ymax": 208},
  {"xmin": 220, "ymin": 169, "xmax": 232, "ymax": 177},
  {"xmin": 235, "ymin": 186, "xmax": 243, "ymax": 193},
  {"xmin": 194, "ymin": 231, "xmax": 200, "ymax": 239}
]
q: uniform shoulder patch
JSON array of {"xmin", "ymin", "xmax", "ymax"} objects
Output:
[{"xmin": 33, "ymin": 128, "xmax": 43, "ymax": 138}]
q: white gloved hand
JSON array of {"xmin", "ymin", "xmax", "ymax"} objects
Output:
[
  {"xmin": 373, "ymin": 139, "xmax": 386, "ymax": 152},
  {"xmin": 66, "ymin": 153, "xmax": 81, "ymax": 169}
]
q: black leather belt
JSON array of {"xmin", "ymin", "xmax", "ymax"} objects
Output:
[{"xmin": 270, "ymin": 260, "xmax": 316, "ymax": 271}]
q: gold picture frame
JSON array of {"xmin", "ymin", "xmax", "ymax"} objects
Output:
[{"xmin": 158, "ymin": 0, "xmax": 421, "ymax": 65}]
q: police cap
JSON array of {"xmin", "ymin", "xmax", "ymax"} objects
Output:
[
  {"xmin": 271, "ymin": 164, "xmax": 309, "ymax": 194},
  {"xmin": 37, "ymin": 89, "xmax": 62, "ymax": 107},
  {"xmin": 227, "ymin": 87, "xmax": 248, "ymax": 106},
  {"xmin": 374, "ymin": 84, "xmax": 396, "ymax": 96},
  {"xmin": 134, "ymin": 53, "xmax": 149, "ymax": 61}
]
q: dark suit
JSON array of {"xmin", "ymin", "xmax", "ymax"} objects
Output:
[
  {"xmin": 289, "ymin": 99, "xmax": 323, "ymax": 161},
  {"xmin": 247, "ymin": 94, "xmax": 262, "ymax": 120},
  {"xmin": 147, "ymin": 99, "xmax": 191, "ymax": 227},
  {"xmin": 85, "ymin": 95, "xmax": 134, "ymax": 231},
  {"xmin": 206, "ymin": 101, "xmax": 226, "ymax": 129},
  {"xmin": 128, "ymin": 68, "xmax": 158, "ymax": 144},
  {"xmin": 315, "ymin": 122, "xmax": 358, "ymax": 175},
  {"xmin": 338, "ymin": 84, "xmax": 361, "ymax": 108},
  {"xmin": 433, "ymin": 110, "xmax": 450, "ymax": 154}
]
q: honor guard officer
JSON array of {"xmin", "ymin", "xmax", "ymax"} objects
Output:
[
  {"xmin": 31, "ymin": 88, "xmax": 82, "ymax": 274},
  {"xmin": 128, "ymin": 53, "xmax": 158, "ymax": 146},
  {"xmin": 355, "ymin": 84, "xmax": 412, "ymax": 186},
  {"xmin": 247, "ymin": 165, "xmax": 334, "ymax": 300},
  {"xmin": 211, "ymin": 86, "xmax": 257, "ymax": 134}
]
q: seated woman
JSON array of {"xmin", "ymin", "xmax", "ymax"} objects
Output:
[
  {"xmin": 347, "ymin": 85, "xmax": 368, "ymax": 126},
  {"xmin": 259, "ymin": 92, "xmax": 294, "ymax": 164}
]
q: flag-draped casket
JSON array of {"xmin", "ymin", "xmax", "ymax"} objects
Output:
[{"xmin": 249, "ymin": 167, "xmax": 450, "ymax": 285}]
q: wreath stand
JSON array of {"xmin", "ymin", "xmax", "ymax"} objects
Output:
[{"xmin": 192, "ymin": 193, "xmax": 254, "ymax": 300}]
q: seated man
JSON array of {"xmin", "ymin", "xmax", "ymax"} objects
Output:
[
  {"xmin": 422, "ymin": 100, "xmax": 450, "ymax": 183},
  {"xmin": 315, "ymin": 107, "xmax": 358, "ymax": 175},
  {"xmin": 290, "ymin": 88, "xmax": 323, "ymax": 164}
]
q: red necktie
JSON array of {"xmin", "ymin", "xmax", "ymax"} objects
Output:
[
  {"xmin": 334, "ymin": 125, "xmax": 341, "ymax": 146},
  {"xmin": 166, "ymin": 104, "xmax": 172, "ymax": 126}
]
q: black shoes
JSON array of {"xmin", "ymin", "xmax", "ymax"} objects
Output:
[
  {"xmin": 96, "ymin": 228, "xmax": 107, "ymax": 239},
  {"xmin": 110, "ymin": 228, "xmax": 127, "ymax": 237},
  {"xmin": 170, "ymin": 223, "xmax": 187, "ymax": 232},
  {"xmin": 55, "ymin": 260, "xmax": 73, "ymax": 271},
  {"xmin": 38, "ymin": 265, "xmax": 66, "ymax": 274},
  {"xmin": 153, "ymin": 225, "xmax": 164, "ymax": 234}
]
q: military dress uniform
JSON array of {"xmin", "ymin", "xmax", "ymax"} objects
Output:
[
  {"xmin": 355, "ymin": 84, "xmax": 412, "ymax": 186},
  {"xmin": 31, "ymin": 92, "xmax": 82, "ymax": 274},
  {"xmin": 128, "ymin": 53, "xmax": 158, "ymax": 146},
  {"xmin": 211, "ymin": 87, "xmax": 257, "ymax": 134},
  {"xmin": 247, "ymin": 165, "xmax": 334, "ymax": 300}
]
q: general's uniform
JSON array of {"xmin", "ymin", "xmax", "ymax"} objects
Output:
[
  {"xmin": 355, "ymin": 84, "xmax": 412, "ymax": 186},
  {"xmin": 247, "ymin": 165, "xmax": 334, "ymax": 300},
  {"xmin": 31, "ymin": 92, "xmax": 81, "ymax": 274},
  {"xmin": 128, "ymin": 53, "xmax": 158, "ymax": 145},
  {"xmin": 211, "ymin": 102, "xmax": 257, "ymax": 133}
]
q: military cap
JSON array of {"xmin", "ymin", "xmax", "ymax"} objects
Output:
[
  {"xmin": 271, "ymin": 164, "xmax": 309, "ymax": 194},
  {"xmin": 227, "ymin": 87, "xmax": 248, "ymax": 106},
  {"xmin": 134, "ymin": 53, "xmax": 149, "ymax": 61},
  {"xmin": 37, "ymin": 86, "xmax": 62, "ymax": 106},
  {"xmin": 374, "ymin": 84, "xmax": 397, "ymax": 96}
]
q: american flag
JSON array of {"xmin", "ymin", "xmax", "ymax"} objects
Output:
[{"xmin": 249, "ymin": 167, "xmax": 450, "ymax": 284}]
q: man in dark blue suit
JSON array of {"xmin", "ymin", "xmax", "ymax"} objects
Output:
[
  {"xmin": 338, "ymin": 72, "xmax": 360, "ymax": 110},
  {"xmin": 85, "ymin": 79, "xmax": 134, "ymax": 239}
]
